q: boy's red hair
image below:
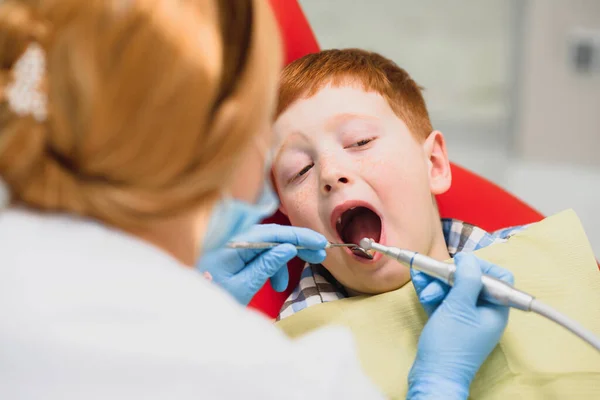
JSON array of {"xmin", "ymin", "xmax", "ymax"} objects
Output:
[{"xmin": 277, "ymin": 48, "xmax": 433, "ymax": 140}]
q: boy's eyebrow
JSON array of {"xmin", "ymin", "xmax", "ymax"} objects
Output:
[
  {"xmin": 325, "ymin": 113, "xmax": 380, "ymax": 130},
  {"xmin": 274, "ymin": 114, "xmax": 381, "ymax": 165},
  {"xmin": 273, "ymin": 131, "xmax": 310, "ymax": 165},
  {"xmin": 278, "ymin": 131, "xmax": 310, "ymax": 151}
]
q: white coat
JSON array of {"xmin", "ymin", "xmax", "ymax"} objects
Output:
[{"xmin": 0, "ymin": 208, "xmax": 382, "ymax": 399}]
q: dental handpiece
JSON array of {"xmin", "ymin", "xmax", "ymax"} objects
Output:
[
  {"xmin": 359, "ymin": 238, "xmax": 534, "ymax": 310},
  {"xmin": 360, "ymin": 238, "xmax": 600, "ymax": 352}
]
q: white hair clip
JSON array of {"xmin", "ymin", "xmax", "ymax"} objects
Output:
[{"xmin": 5, "ymin": 43, "xmax": 48, "ymax": 122}]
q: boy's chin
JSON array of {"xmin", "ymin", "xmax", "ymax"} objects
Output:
[
  {"xmin": 346, "ymin": 280, "xmax": 410, "ymax": 296},
  {"xmin": 327, "ymin": 257, "xmax": 412, "ymax": 295},
  {"xmin": 345, "ymin": 273, "xmax": 412, "ymax": 296}
]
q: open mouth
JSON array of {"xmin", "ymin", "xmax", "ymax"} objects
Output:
[{"xmin": 335, "ymin": 206, "xmax": 382, "ymax": 259}]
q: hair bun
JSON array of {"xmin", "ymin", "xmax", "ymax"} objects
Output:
[
  {"xmin": 0, "ymin": 1, "xmax": 54, "ymax": 209},
  {"xmin": 0, "ymin": 0, "xmax": 281, "ymax": 229}
]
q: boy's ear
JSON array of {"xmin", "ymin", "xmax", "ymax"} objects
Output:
[{"xmin": 423, "ymin": 130, "xmax": 452, "ymax": 195}]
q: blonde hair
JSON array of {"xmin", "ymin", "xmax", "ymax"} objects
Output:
[{"xmin": 0, "ymin": 0, "xmax": 281, "ymax": 227}]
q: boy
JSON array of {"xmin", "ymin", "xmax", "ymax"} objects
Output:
[{"xmin": 271, "ymin": 49, "xmax": 522, "ymax": 320}]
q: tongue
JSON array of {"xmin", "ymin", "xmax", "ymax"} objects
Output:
[{"xmin": 343, "ymin": 209, "xmax": 381, "ymax": 246}]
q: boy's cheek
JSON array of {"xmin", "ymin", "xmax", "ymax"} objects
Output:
[
  {"xmin": 358, "ymin": 142, "xmax": 415, "ymax": 178},
  {"xmin": 364, "ymin": 149, "xmax": 430, "ymax": 193},
  {"xmin": 280, "ymin": 189, "xmax": 321, "ymax": 228}
]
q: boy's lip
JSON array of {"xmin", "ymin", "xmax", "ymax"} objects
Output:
[{"xmin": 329, "ymin": 200, "xmax": 385, "ymax": 264}]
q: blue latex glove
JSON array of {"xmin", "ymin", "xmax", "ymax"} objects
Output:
[
  {"xmin": 197, "ymin": 224, "xmax": 327, "ymax": 305},
  {"xmin": 407, "ymin": 252, "xmax": 514, "ymax": 400}
]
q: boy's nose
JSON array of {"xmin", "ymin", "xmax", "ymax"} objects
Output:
[
  {"xmin": 322, "ymin": 175, "xmax": 350, "ymax": 194},
  {"xmin": 319, "ymin": 156, "xmax": 353, "ymax": 194}
]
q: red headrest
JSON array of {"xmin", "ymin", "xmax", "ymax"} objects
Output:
[{"xmin": 250, "ymin": 0, "xmax": 545, "ymax": 318}]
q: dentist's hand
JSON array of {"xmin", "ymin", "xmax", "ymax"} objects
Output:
[
  {"xmin": 197, "ymin": 224, "xmax": 327, "ymax": 305},
  {"xmin": 407, "ymin": 253, "xmax": 513, "ymax": 399}
]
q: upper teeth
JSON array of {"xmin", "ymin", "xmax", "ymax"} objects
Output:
[{"xmin": 337, "ymin": 217, "xmax": 342, "ymax": 225}]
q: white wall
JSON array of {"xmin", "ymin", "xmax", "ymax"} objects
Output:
[{"xmin": 517, "ymin": 0, "xmax": 600, "ymax": 166}]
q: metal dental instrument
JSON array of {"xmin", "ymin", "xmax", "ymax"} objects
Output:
[
  {"xmin": 227, "ymin": 241, "xmax": 374, "ymax": 259},
  {"xmin": 360, "ymin": 238, "xmax": 600, "ymax": 352}
]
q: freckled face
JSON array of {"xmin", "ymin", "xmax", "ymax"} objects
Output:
[{"xmin": 273, "ymin": 85, "xmax": 449, "ymax": 294}]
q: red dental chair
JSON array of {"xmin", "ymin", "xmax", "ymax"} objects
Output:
[{"xmin": 249, "ymin": 0, "xmax": 545, "ymax": 319}]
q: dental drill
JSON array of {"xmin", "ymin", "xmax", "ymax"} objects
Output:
[{"xmin": 359, "ymin": 238, "xmax": 600, "ymax": 352}]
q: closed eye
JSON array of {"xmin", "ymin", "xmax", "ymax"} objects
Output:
[
  {"xmin": 347, "ymin": 137, "xmax": 376, "ymax": 148},
  {"xmin": 290, "ymin": 163, "xmax": 314, "ymax": 183}
]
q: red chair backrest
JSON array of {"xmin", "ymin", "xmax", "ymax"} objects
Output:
[{"xmin": 249, "ymin": 0, "xmax": 546, "ymax": 319}]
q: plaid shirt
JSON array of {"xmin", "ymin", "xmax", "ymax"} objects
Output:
[{"xmin": 277, "ymin": 219, "xmax": 526, "ymax": 321}]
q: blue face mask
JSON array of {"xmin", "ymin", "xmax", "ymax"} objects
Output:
[{"xmin": 202, "ymin": 180, "xmax": 279, "ymax": 252}]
